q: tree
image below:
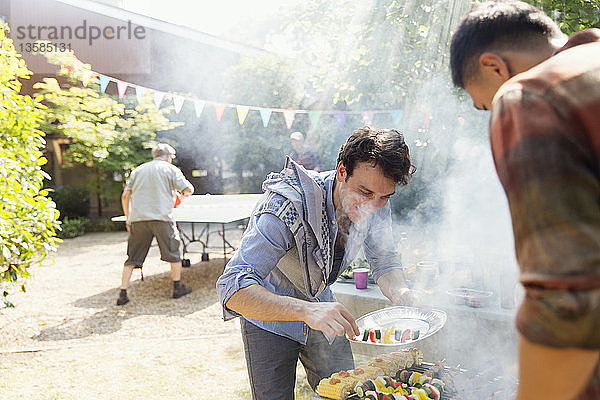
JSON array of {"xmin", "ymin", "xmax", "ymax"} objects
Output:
[
  {"xmin": 220, "ymin": 0, "xmax": 465, "ymax": 218},
  {"xmin": 529, "ymin": 0, "xmax": 600, "ymax": 34},
  {"xmin": 222, "ymin": 0, "xmax": 598, "ymax": 219},
  {"xmin": 221, "ymin": 54, "xmax": 309, "ymax": 192},
  {"xmin": 34, "ymin": 49, "xmax": 183, "ymax": 216},
  {"xmin": 0, "ymin": 25, "xmax": 60, "ymax": 307}
]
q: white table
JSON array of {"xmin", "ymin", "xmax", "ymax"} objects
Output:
[{"xmin": 112, "ymin": 193, "xmax": 263, "ymax": 266}]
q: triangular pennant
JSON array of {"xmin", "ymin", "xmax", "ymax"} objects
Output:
[
  {"xmin": 308, "ymin": 111, "xmax": 321, "ymax": 128},
  {"xmin": 116, "ymin": 80, "xmax": 128, "ymax": 98},
  {"xmin": 361, "ymin": 111, "xmax": 374, "ymax": 125},
  {"xmin": 99, "ymin": 74, "xmax": 110, "ymax": 93},
  {"xmin": 214, "ymin": 103, "xmax": 225, "ymax": 122},
  {"xmin": 135, "ymin": 86, "xmax": 147, "ymax": 103},
  {"xmin": 259, "ymin": 108, "xmax": 272, "ymax": 127},
  {"xmin": 283, "ymin": 110, "xmax": 296, "ymax": 130},
  {"xmin": 390, "ymin": 110, "xmax": 403, "ymax": 126},
  {"xmin": 173, "ymin": 95, "xmax": 185, "ymax": 113},
  {"xmin": 333, "ymin": 112, "xmax": 346, "ymax": 128},
  {"xmin": 194, "ymin": 100, "xmax": 205, "ymax": 118},
  {"xmin": 236, "ymin": 105, "xmax": 250, "ymax": 125},
  {"xmin": 153, "ymin": 90, "xmax": 165, "ymax": 109}
]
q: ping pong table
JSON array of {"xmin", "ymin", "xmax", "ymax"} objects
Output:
[{"xmin": 112, "ymin": 193, "xmax": 263, "ymax": 267}]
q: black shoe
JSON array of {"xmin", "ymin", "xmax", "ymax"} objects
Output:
[
  {"xmin": 173, "ymin": 284, "xmax": 192, "ymax": 299},
  {"xmin": 116, "ymin": 289, "xmax": 129, "ymax": 306}
]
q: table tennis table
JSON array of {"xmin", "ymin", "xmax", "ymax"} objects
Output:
[{"xmin": 112, "ymin": 193, "xmax": 262, "ymax": 267}]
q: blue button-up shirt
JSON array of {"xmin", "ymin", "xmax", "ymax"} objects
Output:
[{"xmin": 216, "ymin": 170, "xmax": 402, "ymax": 344}]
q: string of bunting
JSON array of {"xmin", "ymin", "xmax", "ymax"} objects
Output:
[{"xmin": 92, "ymin": 71, "xmax": 413, "ymax": 130}]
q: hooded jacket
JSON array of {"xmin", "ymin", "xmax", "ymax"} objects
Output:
[{"xmin": 217, "ymin": 158, "xmax": 402, "ymax": 343}]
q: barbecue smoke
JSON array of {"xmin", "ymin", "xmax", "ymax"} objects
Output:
[
  {"xmin": 388, "ymin": 75, "xmax": 520, "ymax": 397},
  {"xmin": 153, "ymin": 0, "xmax": 520, "ymax": 395}
]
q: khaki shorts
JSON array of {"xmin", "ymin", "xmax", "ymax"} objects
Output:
[{"xmin": 125, "ymin": 220, "xmax": 181, "ymax": 266}]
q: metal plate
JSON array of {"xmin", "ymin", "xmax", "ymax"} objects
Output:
[{"xmin": 349, "ymin": 306, "xmax": 447, "ymax": 346}]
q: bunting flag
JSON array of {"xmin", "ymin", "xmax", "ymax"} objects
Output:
[
  {"xmin": 99, "ymin": 74, "xmax": 110, "ymax": 93},
  {"xmin": 361, "ymin": 111, "xmax": 374, "ymax": 125},
  {"xmin": 173, "ymin": 94, "xmax": 185, "ymax": 113},
  {"xmin": 153, "ymin": 90, "xmax": 165, "ymax": 109},
  {"xmin": 308, "ymin": 111, "xmax": 321, "ymax": 128},
  {"xmin": 259, "ymin": 108, "xmax": 272, "ymax": 128},
  {"xmin": 214, "ymin": 103, "xmax": 226, "ymax": 121},
  {"xmin": 135, "ymin": 86, "xmax": 147, "ymax": 103},
  {"xmin": 333, "ymin": 112, "xmax": 345, "ymax": 128},
  {"xmin": 88, "ymin": 71, "xmax": 410, "ymax": 130},
  {"xmin": 116, "ymin": 80, "xmax": 128, "ymax": 99},
  {"xmin": 194, "ymin": 100, "xmax": 205, "ymax": 118},
  {"xmin": 236, "ymin": 105, "xmax": 250, "ymax": 125},
  {"xmin": 283, "ymin": 110, "xmax": 296, "ymax": 130},
  {"xmin": 390, "ymin": 110, "xmax": 403, "ymax": 126}
]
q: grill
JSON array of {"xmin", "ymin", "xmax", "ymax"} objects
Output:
[{"xmin": 340, "ymin": 361, "xmax": 517, "ymax": 400}]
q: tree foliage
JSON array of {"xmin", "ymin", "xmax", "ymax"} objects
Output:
[
  {"xmin": 222, "ymin": 0, "xmax": 467, "ymax": 218},
  {"xmin": 34, "ymin": 49, "xmax": 183, "ymax": 215},
  {"xmin": 528, "ymin": 0, "xmax": 600, "ymax": 34},
  {"xmin": 221, "ymin": 0, "xmax": 596, "ymax": 219},
  {"xmin": 221, "ymin": 54, "xmax": 308, "ymax": 191},
  {"xmin": 0, "ymin": 25, "xmax": 60, "ymax": 307}
]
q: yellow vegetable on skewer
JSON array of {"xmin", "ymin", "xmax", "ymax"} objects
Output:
[{"xmin": 383, "ymin": 326, "xmax": 395, "ymax": 344}]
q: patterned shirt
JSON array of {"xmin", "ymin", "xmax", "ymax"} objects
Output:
[{"xmin": 489, "ymin": 30, "xmax": 600, "ymax": 395}]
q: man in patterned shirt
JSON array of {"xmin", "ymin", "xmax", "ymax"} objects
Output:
[
  {"xmin": 217, "ymin": 127, "xmax": 418, "ymax": 400},
  {"xmin": 450, "ymin": 1, "xmax": 600, "ymax": 398}
]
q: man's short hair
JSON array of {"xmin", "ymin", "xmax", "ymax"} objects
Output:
[
  {"xmin": 337, "ymin": 126, "xmax": 414, "ymax": 186},
  {"xmin": 290, "ymin": 131, "xmax": 305, "ymax": 141},
  {"xmin": 152, "ymin": 143, "xmax": 176, "ymax": 159},
  {"xmin": 450, "ymin": 0, "xmax": 563, "ymax": 88}
]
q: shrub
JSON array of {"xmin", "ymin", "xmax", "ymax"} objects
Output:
[
  {"xmin": 51, "ymin": 185, "xmax": 91, "ymax": 220},
  {"xmin": 85, "ymin": 218, "xmax": 125, "ymax": 233},
  {"xmin": 57, "ymin": 217, "xmax": 87, "ymax": 239},
  {"xmin": 0, "ymin": 24, "xmax": 60, "ymax": 307}
]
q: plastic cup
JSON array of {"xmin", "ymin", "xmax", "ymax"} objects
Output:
[
  {"xmin": 415, "ymin": 260, "xmax": 439, "ymax": 289},
  {"xmin": 353, "ymin": 268, "xmax": 369, "ymax": 290}
]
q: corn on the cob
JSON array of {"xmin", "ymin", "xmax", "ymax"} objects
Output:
[
  {"xmin": 351, "ymin": 365, "xmax": 385, "ymax": 379},
  {"xmin": 316, "ymin": 377, "xmax": 350, "ymax": 400}
]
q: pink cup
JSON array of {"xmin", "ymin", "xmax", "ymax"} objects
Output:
[{"xmin": 353, "ymin": 268, "xmax": 369, "ymax": 290}]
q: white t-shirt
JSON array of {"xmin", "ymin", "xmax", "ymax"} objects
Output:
[{"xmin": 125, "ymin": 159, "xmax": 193, "ymax": 222}]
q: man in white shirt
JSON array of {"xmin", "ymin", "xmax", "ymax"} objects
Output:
[{"xmin": 118, "ymin": 143, "xmax": 194, "ymax": 305}]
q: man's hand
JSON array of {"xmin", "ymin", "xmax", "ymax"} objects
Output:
[
  {"xmin": 226, "ymin": 285, "xmax": 359, "ymax": 339},
  {"xmin": 391, "ymin": 288, "xmax": 423, "ymax": 307},
  {"xmin": 302, "ymin": 302, "xmax": 360, "ymax": 339},
  {"xmin": 377, "ymin": 269, "xmax": 423, "ymax": 307}
]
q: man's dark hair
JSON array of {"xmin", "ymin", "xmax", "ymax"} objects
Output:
[
  {"xmin": 337, "ymin": 126, "xmax": 414, "ymax": 185},
  {"xmin": 450, "ymin": 0, "xmax": 563, "ymax": 88}
]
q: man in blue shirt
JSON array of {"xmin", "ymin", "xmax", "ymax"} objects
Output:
[{"xmin": 217, "ymin": 126, "xmax": 417, "ymax": 399}]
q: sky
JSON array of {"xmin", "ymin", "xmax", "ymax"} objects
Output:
[{"xmin": 122, "ymin": 0, "xmax": 299, "ymax": 37}]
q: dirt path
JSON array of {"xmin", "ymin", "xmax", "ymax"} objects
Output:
[{"xmin": 0, "ymin": 232, "xmax": 313, "ymax": 399}]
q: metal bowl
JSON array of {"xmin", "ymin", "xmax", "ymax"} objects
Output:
[
  {"xmin": 349, "ymin": 306, "xmax": 447, "ymax": 347},
  {"xmin": 446, "ymin": 288, "xmax": 493, "ymax": 308}
]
